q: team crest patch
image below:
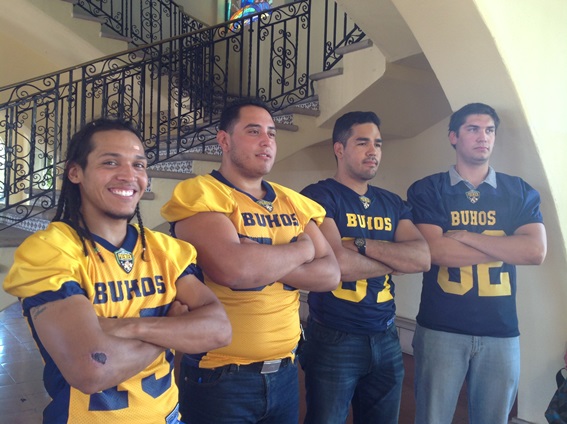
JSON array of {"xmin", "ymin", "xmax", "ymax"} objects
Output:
[
  {"xmin": 359, "ymin": 196, "xmax": 371, "ymax": 209},
  {"xmin": 115, "ymin": 248, "xmax": 134, "ymax": 273},
  {"xmin": 466, "ymin": 189, "xmax": 480, "ymax": 204},
  {"xmin": 256, "ymin": 199, "xmax": 274, "ymax": 212}
]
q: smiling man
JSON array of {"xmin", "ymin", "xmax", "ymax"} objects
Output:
[
  {"xmin": 407, "ymin": 103, "xmax": 547, "ymax": 424},
  {"xmin": 3, "ymin": 118, "xmax": 231, "ymax": 424},
  {"xmin": 300, "ymin": 111, "xmax": 430, "ymax": 424},
  {"xmin": 161, "ymin": 97, "xmax": 340, "ymax": 423}
]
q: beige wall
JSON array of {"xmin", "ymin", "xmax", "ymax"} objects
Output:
[
  {"xmin": 473, "ymin": 2, "xmax": 567, "ymax": 420},
  {"xmin": 0, "ymin": 0, "xmax": 127, "ymax": 88},
  {"xmin": 176, "ymin": 0, "xmax": 221, "ymax": 25}
]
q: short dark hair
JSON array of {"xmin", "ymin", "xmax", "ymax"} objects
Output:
[
  {"xmin": 448, "ymin": 103, "xmax": 500, "ymax": 135},
  {"xmin": 218, "ymin": 97, "xmax": 273, "ymax": 133},
  {"xmin": 332, "ymin": 111, "xmax": 381, "ymax": 147},
  {"xmin": 54, "ymin": 118, "xmax": 148, "ymax": 260}
]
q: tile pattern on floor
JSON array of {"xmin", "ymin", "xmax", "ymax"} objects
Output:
[{"xmin": 0, "ymin": 301, "xmax": 47, "ymax": 423}]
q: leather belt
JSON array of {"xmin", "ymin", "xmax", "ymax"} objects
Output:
[{"xmin": 221, "ymin": 357, "xmax": 293, "ymax": 374}]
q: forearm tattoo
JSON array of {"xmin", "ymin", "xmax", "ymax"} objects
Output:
[{"xmin": 31, "ymin": 305, "xmax": 47, "ymax": 320}]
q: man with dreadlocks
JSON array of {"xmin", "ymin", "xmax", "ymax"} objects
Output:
[{"xmin": 3, "ymin": 118, "xmax": 231, "ymax": 424}]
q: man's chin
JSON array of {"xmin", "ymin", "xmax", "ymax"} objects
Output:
[
  {"xmin": 361, "ymin": 171, "xmax": 377, "ymax": 181},
  {"xmin": 105, "ymin": 211, "xmax": 136, "ymax": 221}
]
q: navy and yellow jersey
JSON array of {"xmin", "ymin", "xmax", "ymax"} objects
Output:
[
  {"xmin": 3, "ymin": 222, "xmax": 200, "ymax": 424},
  {"xmin": 407, "ymin": 170, "xmax": 543, "ymax": 337},
  {"xmin": 301, "ymin": 178, "xmax": 412, "ymax": 334},
  {"xmin": 161, "ymin": 170, "xmax": 325, "ymax": 368}
]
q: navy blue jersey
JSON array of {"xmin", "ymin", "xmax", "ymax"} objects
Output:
[
  {"xmin": 407, "ymin": 171, "xmax": 543, "ymax": 337},
  {"xmin": 301, "ymin": 178, "xmax": 412, "ymax": 334}
]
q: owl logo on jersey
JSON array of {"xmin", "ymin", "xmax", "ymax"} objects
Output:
[
  {"xmin": 359, "ymin": 196, "xmax": 371, "ymax": 209},
  {"xmin": 256, "ymin": 199, "xmax": 274, "ymax": 212},
  {"xmin": 115, "ymin": 248, "xmax": 134, "ymax": 273},
  {"xmin": 466, "ymin": 189, "xmax": 480, "ymax": 204}
]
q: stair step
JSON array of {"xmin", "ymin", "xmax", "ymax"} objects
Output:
[
  {"xmin": 0, "ymin": 212, "xmax": 50, "ymax": 239},
  {"xmin": 71, "ymin": 5, "xmax": 105, "ymax": 23},
  {"xmin": 277, "ymin": 97, "xmax": 320, "ymax": 117},
  {"xmin": 275, "ymin": 122, "xmax": 299, "ymax": 132},
  {"xmin": 1, "ymin": 205, "xmax": 56, "ymax": 221},
  {"xmin": 154, "ymin": 144, "xmax": 222, "ymax": 163},
  {"xmin": 147, "ymin": 170, "xmax": 195, "ymax": 180},
  {"xmin": 310, "ymin": 68, "xmax": 343, "ymax": 81},
  {"xmin": 279, "ymin": 105, "xmax": 320, "ymax": 117},
  {"xmin": 335, "ymin": 39, "xmax": 373, "ymax": 56},
  {"xmin": 173, "ymin": 152, "xmax": 222, "ymax": 162},
  {"xmin": 0, "ymin": 224, "xmax": 34, "ymax": 248},
  {"xmin": 100, "ymin": 26, "xmax": 132, "ymax": 43}
]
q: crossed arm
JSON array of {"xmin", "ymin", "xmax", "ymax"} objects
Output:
[
  {"xmin": 321, "ymin": 217, "xmax": 430, "ymax": 282},
  {"xmin": 174, "ymin": 212, "xmax": 340, "ymax": 292},
  {"xmin": 416, "ymin": 222, "xmax": 547, "ymax": 268},
  {"xmin": 31, "ymin": 274, "xmax": 231, "ymax": 395}
]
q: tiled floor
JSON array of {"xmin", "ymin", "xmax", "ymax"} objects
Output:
[
  {"xmin": 0, "ymin": 302, "xmax": 48, "ymax": 423},
  {"xmin": 0, "ymin": 301, "xmax": 470, "ymax": 424}
]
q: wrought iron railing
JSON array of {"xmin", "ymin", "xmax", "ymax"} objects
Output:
[
  {"xmin": 72, "ymin": 0, "xmax": 206, "ymax": 46},
  {"xmin": 322, "ymin": 0, "xmax": 366, "ymax": 71},
  {"xmin": 0, "ymin": 0, "xmax": 364, "ymax": 231}
]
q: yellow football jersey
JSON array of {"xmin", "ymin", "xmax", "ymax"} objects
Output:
[
  {"xmin": 161, "ymin": 171, "xmax": 325, "ymax": 368},
  {"xmin": 4, "ymin": 222, "xmax": 199, "ymax": 423}
]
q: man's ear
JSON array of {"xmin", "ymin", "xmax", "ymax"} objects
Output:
[
  {"xmin": 333, "ymin": 141, "xmax": 344, "ymax": 158},
  {"xmin": 217, "ymin": 130, "xmax": 230, "ymax": 152},
  {"xmin": 449, "ymin": 131, "xmax": 458, "ymax": 148},
  {"xmin": 67, "ymin": 162, "xmax": 82, "ymax": 184}
]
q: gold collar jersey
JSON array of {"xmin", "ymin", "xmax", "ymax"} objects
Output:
[
  {"xmin": 3, "ymin": 222, "xmax": 200, "ymax": 424},
  {"xmin": 161, "ymin": 171, "xmax": 325, "ymax": 368}
]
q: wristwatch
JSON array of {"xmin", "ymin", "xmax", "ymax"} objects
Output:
[{"xmin": 354, "ymin": 237, "xmax": 366, "ymax": 256}]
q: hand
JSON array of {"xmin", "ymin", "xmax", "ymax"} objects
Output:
[
  {"xmin": 98, "ymin": 316, "xmax": 129, "ymax": 338},
  {"xmin": 342, "ymin": 238, "xmax": 358, "ymax": 252},
  {"xmin": 168, "ymin": 300, "xmax": 189, "ymax": 317},
  {"xmin": 240, "ymin": 236, "xmax": 259, "ymax": 245},
  {"xmin": 296, "ymin": 232, "xmax": 315, "ymax": 263},
  {"xmin": 444, "ymin": 230, "xmax": 467, "ymax": 241}
]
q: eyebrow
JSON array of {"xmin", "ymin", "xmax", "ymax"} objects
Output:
[
  {"xmin": 244, "ymin": 123, "xmax": 277, "ymax": 131},
  {"xmin": 98, "ymin": 152, "xmax": 148, "ymax": 161},
  {"xmin": 464, "ymin": 124, "xmax": 495, "ymax": 130},
  {"xmin": 355, "ymin": 137, "xmax": 382, "ymax": 143}
]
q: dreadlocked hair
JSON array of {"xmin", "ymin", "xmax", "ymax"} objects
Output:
[
  {"xmin": 134, "ymin": 204, "xmax": 149, "ymax": 262},
  {"xmin": 53, "ymin": 117, "xmax": 147, "ymax": 262}
]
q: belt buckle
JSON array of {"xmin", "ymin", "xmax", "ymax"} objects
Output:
[{"xmin": 260, "ymin": 359, "xmax": 282, "ymax": 374}]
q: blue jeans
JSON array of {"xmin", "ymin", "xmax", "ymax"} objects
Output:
[
  {"xmin": 413, "ymin": 324, "xmax": 520, "ymax": 424},
  {"xmin": 178, "ymin": 358, "xmax": 298, "ymax": 424},
  {"xmin": 300, "ymin": 319, "xmax": 404, "ymax": 424}
]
